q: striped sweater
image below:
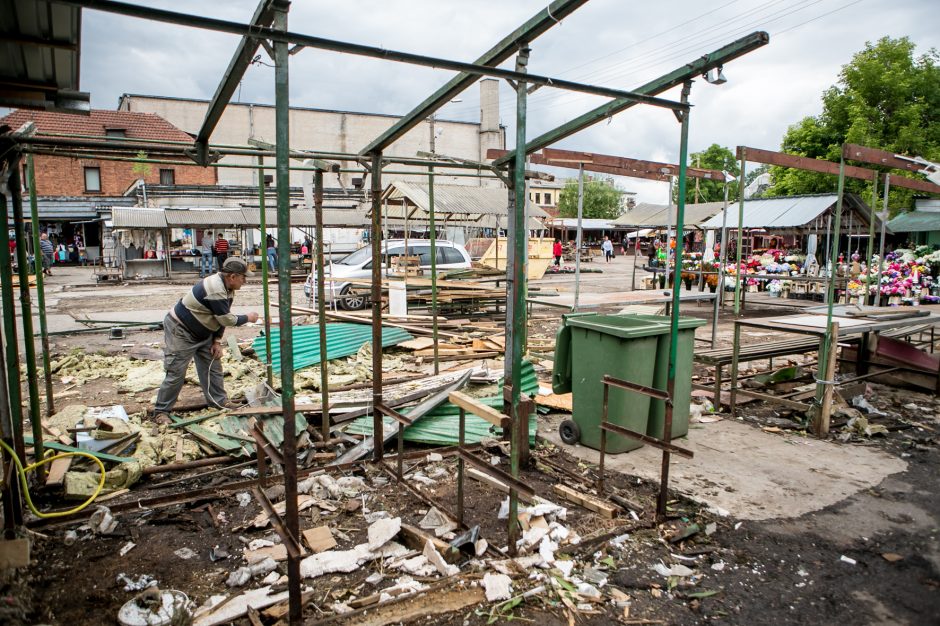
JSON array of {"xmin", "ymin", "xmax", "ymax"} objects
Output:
[{"xmin": 173, "ymin": 273, "xmax": 248, "ymax": 340}]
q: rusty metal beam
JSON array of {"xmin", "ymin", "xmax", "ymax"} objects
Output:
[{"xmin": 736, "ymin": 146, "xmax": 875, "ymax": 181}]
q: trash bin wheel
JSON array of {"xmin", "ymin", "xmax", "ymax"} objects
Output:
[{"xmin": 559, "ymin": 419, "xmax": 580, "ymax": 445}]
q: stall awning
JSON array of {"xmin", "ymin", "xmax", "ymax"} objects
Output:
[
  {"xmin": 612, "ymin": 200, "xmax": 724, "ymax": 228},
  {"xmin": 698, "ymin": 193, "xmax": 886, "ymax": 232},
  {"xmin": 380, "ymin": 181, "xmax": 549, "ymax": 222}
]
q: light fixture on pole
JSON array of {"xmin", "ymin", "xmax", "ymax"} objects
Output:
[{"xmin": 703, "ymin": 66, "xmax": 727, "ymax": 85}]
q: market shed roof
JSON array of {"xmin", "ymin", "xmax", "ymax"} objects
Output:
[
  {"xmin": 698, "ymin": 193, "xmax": 886, "ymax": 232},
  {"xmin": 612, "ymin": 200, "xmax": 725, "ymax": 228},
  {"xmin": 887, "ymin": 210, "xmax": 940, "ymax": 233},
  {"xmin": 381, "ymin": 181, "xmax": 549, "ymax": 221}
]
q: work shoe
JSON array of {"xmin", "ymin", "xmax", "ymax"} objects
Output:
[
  {"xmin": 221, "ymin": 400, "xmax": 246, "ymax": 410},
  {"xmin": 152, "ymin": 411, "xmax": 172, "ymax": 425}
]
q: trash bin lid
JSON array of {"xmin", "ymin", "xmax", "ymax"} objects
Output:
[
  {"xmin": 623, "ymin": 313, "xmax": 707, "ymax": 330},
  {"xmin": 566, "ymin": 314, "xmax": 668, "ymax": 339}
]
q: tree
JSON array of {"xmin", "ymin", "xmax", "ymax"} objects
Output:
[
  {"xmin": 557, "ymin": 177, "xmax": 623, "ymax": 219},
  {"xmin": 765, "ymin": 37, "xmax": 940, "ymax": 212},
  {"xmin": 678, "ymin": 143, "xmax": 739, "ymax": 204},
  {"xmin": 131, "ymin": 150, "xmax": 152, "ymax": 178}
]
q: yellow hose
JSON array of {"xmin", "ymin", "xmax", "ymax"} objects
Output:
[{"xmin": 0, "ymin": 438, "xmax": 106, "ymax": 519}]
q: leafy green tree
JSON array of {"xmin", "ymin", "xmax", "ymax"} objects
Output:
[
  {"xmin": 765, "ymin": 37, "xmax": 940, "ymax": 213},
  {"xmin": 677, "ymin": 143, "xmax": 739, "ymax": 204},
  {"xmin": 557, "ymin": 177, "xmax": 623, "ymax": 219},
  {"xmin": 131, "ymin": 150, "xmax": 152, "ymax": 178}
]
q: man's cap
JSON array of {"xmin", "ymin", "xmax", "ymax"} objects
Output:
[{"xmin": 221, "ymin": 257, "xmax": 253, "ymax": 276}]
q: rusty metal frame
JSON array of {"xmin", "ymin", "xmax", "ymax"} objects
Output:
[{"xmin": 597, "ymin": 375, "xmax": 693, "ymax": 522}]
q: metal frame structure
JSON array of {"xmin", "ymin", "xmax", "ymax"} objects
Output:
[{"xmin": 0, "ymin": 2, "xmax": 775, "ymax": 622}]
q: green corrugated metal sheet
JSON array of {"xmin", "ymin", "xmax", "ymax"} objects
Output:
[
  {"xmin": 252, "ymin": 323, "xmax": 413, "ymax": 373},
  {"xmin": 887, "ymin": 210, "xmax": 940, "ymax": 233},
  {"xmin": 345, "ymin": 361, "xmax": 540, "ymax": 445}
]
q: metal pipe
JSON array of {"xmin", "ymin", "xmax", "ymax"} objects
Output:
[
  {"xmin": 574, "ymin": 163, "xmax": 584, "ymax": 310},
  {"xmin": 733, "ymin": 150, "xmax": 747, "ymax": 316},
  {"xmin": 8, "ymin": 160, "xmax": 44, "ymax": 476},
  {"xmin": 57, "ymin": 0, "xmax": 688, "ymax": 113},
  {"xmin": 314, "ymin": 170, "xmax": 330, "ymax": 442},
  {"xmin": 257, "ymin": 156, "xmax": 273, "ymax": 387},
  {"xmin": 877, "ymin": 175, "xmax": 891, "ymax": 303},
  {"xmin": 712, "ymin": 179, "xmax": 731, "ymax": 347},
  {"xmin": 0, "ymin": 192, "xmax": 26, "ymax": 468},
  {"xmin": 865, "ymin": 172, "xmax": 878, "ymax": 305},
  {"xmin": 271, "ymin": 5, "xmax": 302, "ymax": 622},
  {"xmin": 370, "ymin": 152, "xmax": 384, "ymax": 462},
  {"xmin": 428, "ymin": 127, "xmax": 440, "ymax": 375},
  {"xmin": 26, "ymin": 155, "xmax": 54, "ymax": 416},
  {"xmin": 506, "ymin": 45, "xmax": 531, "ymax": 557}
]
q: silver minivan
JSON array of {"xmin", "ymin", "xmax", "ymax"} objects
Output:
[{"xmin": 304, "ymin": 239, "xmax": 472, "ymax": 310}]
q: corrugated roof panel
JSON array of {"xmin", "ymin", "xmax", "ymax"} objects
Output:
[
  {"xmin": 111, "ymin": 207, "xmax": 167, "ymax": 229},
  {"xmin": 888, "ymin": 210, "xmax": 940, "ymax": 233},
  {"xmin": 385, "ymin": 181, "xmax": 549, "ymax": 219},
  {"xmin": 699, "ymin": 195, "xmax": 838, "ymax": 229},
  {"xmin": 252, "ymin": 323, "xmax": 413, "ymax": 374},
  {"xmin": 164, "ymin": 209, "xmax": 247, "ymax": 226},
  {"xmin": 613, "ymin": 201, "xmax": 725, "ymax": 227}
]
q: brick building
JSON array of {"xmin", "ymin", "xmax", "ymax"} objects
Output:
[
  {"xmin": 0, "ymin": 109, "xmax": 216, "ymax": 195},
  {"xmin": 0, "ymin": 109, "xmax": 215, "ymax": 262}
]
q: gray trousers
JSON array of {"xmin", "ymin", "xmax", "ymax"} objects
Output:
[{"xmin": 154, "ymin": 313, "xmax": 227, "ymax": 413}]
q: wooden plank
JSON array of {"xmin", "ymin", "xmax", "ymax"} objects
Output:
[
  {"xmin": 732, "ymin": 388, "xmax": 812, "ymax": 411},
  {"xmin": 302, "ymin": 526, "xmax": 337, "ymax": 553},
  {"xmin": 816, "ymin": 321, "xmax": 840, "ymax": 437},
  {"xmin": 448, "ymin": 391, "xmax": 509, "ymax": 428},
  {"xmin": 398, "ymin": 523, "xmax": 461, "ymax": 564},
  {"xmin": 553, "ymin": 484, "xmax": 619, "ymax": 518},
  {"xmin": 44, "ymin": 456, "xmax": 72, "ymax": 487}
]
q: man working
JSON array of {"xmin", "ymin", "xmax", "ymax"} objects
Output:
[
  {"xmin": 214, "ymin": 232, "xmax": 229, "ymax": 268},
  {"xmin": 153, "ymin": 257, "xmax": 259, "ymax": 423}
]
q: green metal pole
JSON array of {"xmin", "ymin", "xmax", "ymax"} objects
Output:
[
  {"xmin": 669, "ymin": 82, "xmax": 692, "ymax": 379},
  {"xmin": 814, "ymin": 157, "xmax": 846, "ymax": 416},
  {"xmin": 864, "ymin": 172, "xmax": 878, "ymax": 306},
  {"xmin": 370, "ymin": 152, "xmax": 384, "ymax": 463},
  {"xmin": 428, "ymin": 141, "xmax": 439, "ymax": 374},
  {"xmin": 271, "ymin": 3, "xmax": 301, "ymax": 623},
  {"xmin": 256, "ymin": 156, "xmax": 273, "ymax": 387},
  {"xmin": 733, "ymin": 149, "xmax": 747, "ymax": 316},
  {"xmin": 8, "ymin": 161, "xmax": 44, "ymax": 475},
  {"xmin": 27, "ymin": 156, "xmax": 54, "ymax": 417},
  {"xmin": 0, "ymin": 193, "xmax": 26, "ymax": 465},
  {"xmin": 313, "ymin": 170, "xmax": 330, "ymax": 441},
  {"xmin": 505, "ymin": 45, "xmax": 531, "ymax": 556}
]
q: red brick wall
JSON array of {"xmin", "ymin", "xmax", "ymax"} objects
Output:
[{"xmin": 30, "ymin": 155, "xmax": 216, "ymax": 196}]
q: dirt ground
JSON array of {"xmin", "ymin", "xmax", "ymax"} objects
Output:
[{"xmin": 2, "ymin": 262, "xmax": 939, "ymax": 625}]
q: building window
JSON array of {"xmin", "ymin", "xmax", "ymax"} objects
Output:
[
  {"xmin": 105, "ymin": 128, "xmax": 126, "ymax": 138},
  {"xmin": 159, "ymin": 169, "xmax": 175, "ymax": 185},
  {"xmin": 84, "ymin": 167, "xmax": 101, "ymax": 192}
]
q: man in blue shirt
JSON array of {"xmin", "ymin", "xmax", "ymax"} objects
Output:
[{"xmin": 153, "ymin": 257, "xmax": 259, "ymax": 423}]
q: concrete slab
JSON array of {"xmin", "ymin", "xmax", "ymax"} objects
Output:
[{"xmin": 541, "ymin": 415, "xmax": 907, "ymax": 521}]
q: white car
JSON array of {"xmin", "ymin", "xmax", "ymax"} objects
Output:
[{"xmin": 304, "ymin": 239, "xmax": 472, "ymax": 310}]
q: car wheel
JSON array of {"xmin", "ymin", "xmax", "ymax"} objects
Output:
[
  {"xmin": 339, "ymin": 286, "xmax": 367, "ymax": 310},
  {"xmin": 559, "ymin": 419, "xmax": 581, "ymax": 445}
]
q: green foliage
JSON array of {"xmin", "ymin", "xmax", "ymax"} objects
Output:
[
  {"xmin": 766, "ymin": 37, "xmax": 940, "ymax": 213},
  {"xmin": 131, "ymin": 150, "xmax": 152, "ymax": 178},
  {"xmin": 557, "ymin": 177, "xmax": 623, "ymax": 219},
  {"xmin": 680, "ymin": 143, "xmax": 739, "ymax": 204}
]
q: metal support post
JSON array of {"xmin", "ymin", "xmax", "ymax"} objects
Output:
[
  {"xmin": 503, "ymin": 45, "xmax": 531, "ymax": 556},
  {"xmin": 712, "ymin": 179, "xmax": 730, "ymax": 347},
  {"xmin": 733, "ymin": 149, "xmax": 746, "ymax": 316},
  {"xmin": 428, "ymin": 131, "xmax": 440, "ymax": 374},
  {"xmin": 813, "ymin": 156, "xmax": 846, "ymax": 434},
  {"xmin": 257, "ymin": 156, "xmax": 274, "ymax": 387},
  {"xmin": 26, "ymin": 155, "xmax": 54, "ymax": 416},
  {"xmin": 574, "ymin": 163, "xmax": 584, "ymax": 310},
  {"xmin": 313, "ymin": 170, "xmax": 330, "ymax": 441},
  {"xmin": 877, "ymin": 175, "xmax": 891, "ymax": 304},
  {"xmin": 0, "ymin": 192, "xmax": 26, "ymax": 464},
  {"xmin": 457, "ymin": 407, "xmax": 465, "ymax": 524},
  {"xmin": 370, "ymin": 152, "xmax": 384, "ymax": 461},
  {"xmin": 8, "ymin": 160, "xmax": 44, "ymax": 476},
  {"xmin": 271, "ymin": 4, "xmax": 302, "ymax": 622}
]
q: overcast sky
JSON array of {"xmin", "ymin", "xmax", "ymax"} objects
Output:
[{"xmin": 77, "ymin": 0, "xmax": 938, "ymax": 203}]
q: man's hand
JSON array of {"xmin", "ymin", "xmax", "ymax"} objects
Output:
[
  {"xmin": 210, "ymin": 341, "xmax": 224, "ymax": 359},
  {"xmin": 246, "ymin": 311, "xmax": 260, "ymax": 323}
]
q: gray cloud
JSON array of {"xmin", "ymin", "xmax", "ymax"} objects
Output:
[{"xmin": 78, "ymin": 0, "xmax": 939, "ymax": 202}]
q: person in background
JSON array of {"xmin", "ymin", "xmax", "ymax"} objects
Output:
[
  {"xmin": 266, "ymin": 233, "xmax": 278, "ymax": 272},
  {"xmin": 602, "ymin": 236, "xmax": 614, "ymax": 263},
  {"xmin": 152, "ymin": 257, "xmax": 259, "ymax": 423},
  {"xmin": 553, "ymin": 238, "xmax": 563, "ymax": 267},
  {"xmin": 200, "ymin": 230, "xmax": 214, "ymax": 278},
  {"xmin": 214, "ymin": 233, "xmax": 229, "ymax": 268},
  {"xmin": 39, "ymin": 232, "xmax": 54, "ymax": 276}
]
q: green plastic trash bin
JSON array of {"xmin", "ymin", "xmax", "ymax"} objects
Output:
[
  {"xmin": 552, "ymin": 314, "xmax": 666, "ymax": 453},
  {"xmin": 625, "ymin": 314, "xmax": 706, "ymax": 441}
]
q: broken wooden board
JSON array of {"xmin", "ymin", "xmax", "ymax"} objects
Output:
[
  {"xmin": 244, "ymin": 544, "xmax": 288, "ymax": 563},
  {"xmin": 302, "ymin": 526, "xmax": 337, "ymax": 553},
  {"xmin": 447, "ymin": 391, "xmax": 509, "ymax": 428},
  {"xmin": 398, "ymin": 523, "xmax": 461, "ymax": 564},
  {"xmin": 553, "ymin": 484, "xmax": 619, "ymax": 518},
  {"xmin": 338, "ymin": 585, "xmax": 485, "ymax": 626},
  {"xmin": 535, "ymin": 387, "xmax": 572, "ymax": 412},
  {"xmin": 45, "ymin": 456, "xmax": 72, "ymax": 487},
  {"xmin": 398, "ymin": 337, "xmax": 435, "ymax": 351},
  {"xmin": 479, "ymin": 237, "xmax": 554, "ymax": 280}
]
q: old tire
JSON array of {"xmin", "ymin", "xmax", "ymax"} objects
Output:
[{"xmin": 559, "ymin": 419, "xmax": 580, "ymax": 445}]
